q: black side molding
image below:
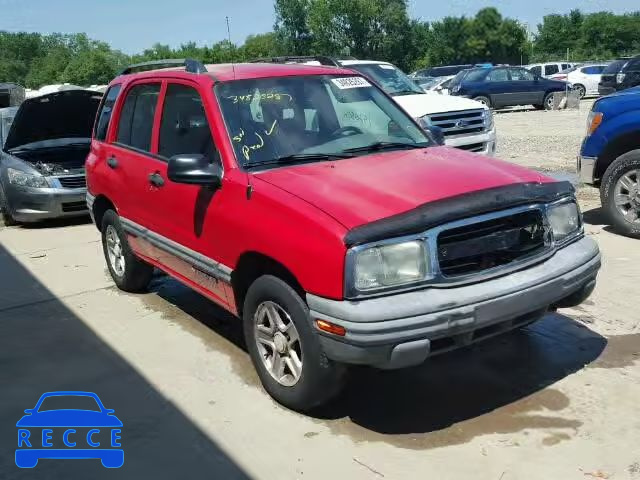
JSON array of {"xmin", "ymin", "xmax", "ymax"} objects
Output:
[{"xmin": 344, "ymin": 181, "xmax": 575, "ymax": 247}]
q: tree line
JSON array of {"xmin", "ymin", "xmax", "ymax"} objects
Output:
[{"xmin": 1, "ymin": 2, "xmax": 639, "ymax": 89}]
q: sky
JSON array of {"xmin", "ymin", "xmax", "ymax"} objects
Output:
[{"xmin": 0, "ymin": 0, "xmax": 638, "ymax": 54}]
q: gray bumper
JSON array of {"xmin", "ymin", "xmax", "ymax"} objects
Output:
[
  {"xmin": 5, "ymin": 184, "xmax": 88, "ymax": 222},
  {"xmin": 308, "ymin": 236, "xmax": 601, "ymax": 369},
  {"xmin": 577, "ymin": 155, "xmax": 597, "ymax": 185}
]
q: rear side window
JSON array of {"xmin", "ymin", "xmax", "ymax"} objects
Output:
[
  {"xmin": 94, "ymin": 85, "xmax": 121, "ymax": 141},
  {"xmin": 544, "ymin": 65, "xmax": 560, "ymax": 76},
  {"xmin": 117, "ymin": 84, "xmax": 161, "ymax": 152},
  {"xmin": 159, "ymin": 84, "xmax": 218, "ymax": 162},
  {"xmin": 561, "ymin": 64, "xmax": 570, "ymax": 70},
  {"xmin": 582, "ymin": 66, "xmax": 605, "ymax": 75},
  {"xmin": 488, "ymin": 69, "xmax": 509, "ymax": 82},
  {"xmin": 603, "ymin": 60, "xmax": 627, "ymax": 74}
]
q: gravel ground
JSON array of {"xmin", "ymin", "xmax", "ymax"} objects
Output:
[{"xmin": 494, "ymin": 99, "xmax": 600, "ymax": 202}]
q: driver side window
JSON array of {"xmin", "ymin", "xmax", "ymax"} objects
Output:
[{"xmin": 158, "ymin": 84, "xmax": 219, "ymax": 164}]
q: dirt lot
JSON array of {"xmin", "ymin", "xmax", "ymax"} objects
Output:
[{"xmin": 1, "ymin": 103, "xmax": 639, "ymax": 479}]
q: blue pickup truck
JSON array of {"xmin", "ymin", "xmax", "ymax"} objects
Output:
[{"xmin": 579, "ymin": 87, "xmax": 640, "ymax": 238}]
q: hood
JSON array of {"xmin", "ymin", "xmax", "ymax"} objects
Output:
[
  {"xmin": 393, "ymin": 93, "xmax": 486, "ymax": 118},
  {"xmin": 4, "ymin": 89, "xmax": 102, "ymax": 151},
  {"xmin": 255, "ymin": 147, "xmax": 547, "ymax": 230}
]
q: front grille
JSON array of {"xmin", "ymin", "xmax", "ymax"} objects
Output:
[
  {"xmin": 437, "ymin": 210, "xmax": 547, "ymax": 278},
  {"xmin": 62, "ymin": 201, "xmax": 87, "ymax": 213},
  {"xmin": 456, "ymin": 142, "xmax": 485, "ymax": 153},
  {"xmin": 58, "ymin": 175, "xmax": 86, "ymax": 189},
  {"xmin": 427, "ymin": 109, "xmax": 485, "ymax": 137}
]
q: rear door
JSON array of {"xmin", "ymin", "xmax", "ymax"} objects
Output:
[{"xmin": 109, "ymin": 82, "xmax": 162, "ymax": 236}]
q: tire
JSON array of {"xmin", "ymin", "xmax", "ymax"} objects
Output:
[
  {"xmin": 243, "ymin": 275, "xmax": 345, "ymax": 412},
  {"xmin": 543, "ymin": 92, "xmax": 555, "ymax": 110},
  {"xmin": 0, "ymin": 189, "xmax": 18, "ymax": 226},
  {"xmin": 473, "ymin": 96, "xmax": 491, "ymax": 108},
  {"xmin": 101, "ymin": 209, "xmax": 154, "ymax": 292},
  {"xmin": 573, "ymin": 84, "xmax": 586, "ymax": 99},
  {"xmin": 600, "ymin": 150, "xmax": 640, "ymax": 239}
]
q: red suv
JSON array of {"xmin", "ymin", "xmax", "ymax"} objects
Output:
[{"xmin": 86, "ymin": 59, "xmax": 601, "ymax": 411}]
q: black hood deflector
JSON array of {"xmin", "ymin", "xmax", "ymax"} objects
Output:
[
  {"xmin": 344, "ymin": 181, "xmax": 575, "ymax": 246},
  {"xmin": 4, "ymin": 90, "xmax": 102, "ymax": 151}
]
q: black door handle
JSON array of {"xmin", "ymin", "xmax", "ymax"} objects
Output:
[
  {"xmin": 106, "ymin": 156, "xmax": 118, "ymax": 169},
  {"xmin": 148, "ymin": 172, "xmax": 165, "ymax": 187}
]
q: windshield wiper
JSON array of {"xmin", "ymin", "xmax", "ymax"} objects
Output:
[
  {"xmin": 342, "ymin": 142, "xmax": 429, "ymax": 154},
  {"xmin": 245, "ymin": 152, "xmax": 354, "ymax": 170},
  {"xmin": 392, "ymin": 90, "xmax": 422, "ymax": 96}
]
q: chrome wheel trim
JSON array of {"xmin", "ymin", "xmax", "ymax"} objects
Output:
[
  {"xmin": 546, "ymin": 94, "xmax": 554, "ymax": 109},
  {"xmin": 105, "ymin": 225, "xmax": 126, "ymax": 277},
  {"xmin": 614, "ymin": 170, "xmax": 640, "ymax": 224},
  {"xmin": 253, "ymin": 301, "xmax": 303, "ymax": 387},
  {"xmin": 574, "ymin": 85, "xmax": 586, "ymax": 99}
]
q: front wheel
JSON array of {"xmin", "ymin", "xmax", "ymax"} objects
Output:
[
  {"xmin": 243, "ymin": 275, "xmax": 345, "ymax": 412},
  {"xmin": 600, "ymin": 150, "xmax": 640, "ymax": 238},
  {"xmin": 101, "ymin": 210, "xmax": 154, "ymax": 292},
  {"xmin": 473, "ymin": 96, "xmax": 491, "ymax": 108}
]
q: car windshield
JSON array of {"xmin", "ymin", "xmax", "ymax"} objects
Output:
[
  {"xmin": 38, "ymin": 395, "xmax": 102, "ymax": 412},
  {"xmin": 345, "ymin": 64, "xmax": 424, "ymax": 96},
  {"xmin": 215, "ymin": 74, "xmax": 431, "ymax": 169}
]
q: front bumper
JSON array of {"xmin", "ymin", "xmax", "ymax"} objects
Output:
[
  {"xmin": 445, "ymin": 128, "xmax": 497, "ymax": 156},
  {"xmin": 577, "ymin": 155, "xmax": 597, "ymax": 185},
  {"xmin": 4, "ymin": 184, "xmax": 88, "ymax": 222},
  {"xmin": 308, "ymin": 236, "xmax": 600, "ymax": 369}
]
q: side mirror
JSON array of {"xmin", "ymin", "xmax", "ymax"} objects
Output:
[{"xmin": 168, "ymin": 154, "xmax": 222, "ymax": 188}]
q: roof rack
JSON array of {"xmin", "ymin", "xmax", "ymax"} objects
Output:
[
  {"xmin": 249, "ymin": 55, "xmax": 343, "ymax": 67},
  {"xmin": 119, "ymin": 59, "xmax": 208, "ymax": 76}
]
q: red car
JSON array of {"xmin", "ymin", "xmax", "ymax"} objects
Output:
[{"xmin": 86, "ymin": 59, "xmax": 601, "ymax": 411}]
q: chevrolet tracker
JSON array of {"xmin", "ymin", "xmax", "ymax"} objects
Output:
[{"xmin": 86, "ymin": 59, "xmax": 601, "ymax": 411}]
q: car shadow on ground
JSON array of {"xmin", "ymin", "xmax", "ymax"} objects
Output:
[
  {"xmin": 0, "ymin": 244, "xmax": 250, "ymax": 479},
  {"xmin": 17, "ymin": 214, "xmax": 92, "ymax": 230},
  {"xmin": 582, "ymin": 206, "xmax": 630, "ymax": 237},
  {"xmin": 149, "ymin": 275, "xmax": 607, "ymax": 438}
]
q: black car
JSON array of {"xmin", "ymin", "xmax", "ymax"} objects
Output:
[
  {"xmin": 449, "ymin": 66, "xmax": 568, "ymax": 110},
  {"xmin": 598, "ymin": 56, "xmax": 640, "ymax": 96}
]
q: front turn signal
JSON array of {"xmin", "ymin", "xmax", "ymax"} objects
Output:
[{"xmin": 316, "ymin": 319, "xmax": 346, "ymax": 336}]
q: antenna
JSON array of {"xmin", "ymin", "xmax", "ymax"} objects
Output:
[{"xmin": 226, "ymin": 16, "xmax": 236, "ymax": 80}]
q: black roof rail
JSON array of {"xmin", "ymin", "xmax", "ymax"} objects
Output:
[
  {"xmin": 119, "ymin": 58, "xmax": 208, "ymax": 76},
  {"xmin": 249, "ymin": 55, "xmax": 343, "ymax": 67}
]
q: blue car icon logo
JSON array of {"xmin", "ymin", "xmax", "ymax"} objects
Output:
[{"xmin": 15, "ymin": 391, "xmax": 123, "ymax": 468}]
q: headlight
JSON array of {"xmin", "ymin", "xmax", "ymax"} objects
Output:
[
  {"xmin": 482, "ymin": 109, "xmax": 494, "ymax": 131},
  {"xmin": 586, "ymin": 111, "xmax": 603, "ymax": 136},
  {"xmin": 548, "ymin": 201, "xmax": 582, "ymax": 243},
  {"xmin": 352, "ymin": 240, "xmax": 429, "ymax": 292},
  {"xmin": 7, "ymin": 168, "xmax": 49, "ymax": 188}
]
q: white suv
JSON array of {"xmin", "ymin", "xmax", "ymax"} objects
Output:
[
  {"xmin": 525, "ymin": 62, "xmax": 575, "ymax": 79},
  {"xmin": 254, "ymin": 57, "xmax": 497, "ymax": 156}
]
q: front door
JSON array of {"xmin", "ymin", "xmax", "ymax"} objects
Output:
[
  {"xmin": 141, "ymin": 80, "xmax": 232, "ymax": 309},
  {"xmin": 508, "ymin": 68, "xmax": 540, "ymax": 105},
  {"xmin": 485, "ymin": 68, "xmax": 512, "ymax": 108}
]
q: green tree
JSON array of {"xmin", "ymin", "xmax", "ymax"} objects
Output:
[
  {"xmin": 241, "ymin": 32, "xmax": 284, "ymax": 59},
  {"xmin": 274, "ymin": 0, "xmax": 313, "ymax": 54}
]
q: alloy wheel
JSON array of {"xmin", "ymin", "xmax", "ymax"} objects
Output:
[
  {"xmin": 253, "ymin": 301, "xmax": 303, "ymax": 387},
  {"xmin": 614, "ymin": 170, "xmax": 640, "ymax": 224},
  {"xmin": 105, "ymin": 225, "xmax": 126, "ymax": 277}
]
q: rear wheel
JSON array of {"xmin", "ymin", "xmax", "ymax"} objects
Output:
[
  {"xmin": 543, "ymin": 92, "xmax": 555, "ymax": 110},
  {"xmin": 601, "ymin": 150, "xmax": 640, "ymax": 239},
  {"xmin": 101, "ymin": 209, "xmax": 154, "ymax": 292},
  {"xmin": 473, "ymin": 96, "xmax": 491, "ymax": 108},
  {"xmin": 243, "ymin": 275, "xmax": 345, "ymax": 412}
]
